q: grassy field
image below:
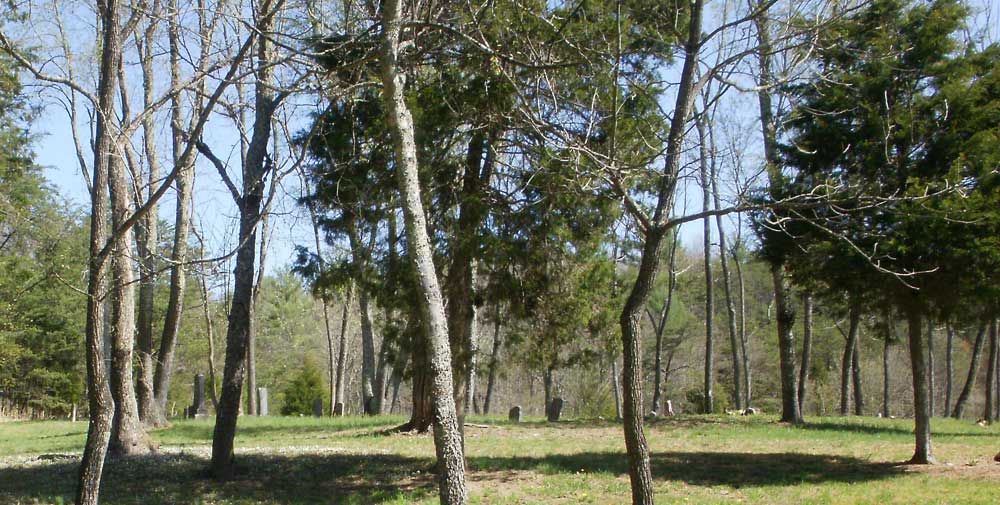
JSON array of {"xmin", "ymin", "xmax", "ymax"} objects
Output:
[{"xmin": 1, "ymin": 414, "xmax": 998, "ymax": 504}]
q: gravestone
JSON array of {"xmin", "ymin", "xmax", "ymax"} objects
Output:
[
  {"xmin": 546, "ymin": 397, "xmax": 564, "ymax": 422},
  {"xmin": 190, "ymin": 373, "xmax": 208, "ymax": 418},
  {"xmin": 333, "ymin": 402, "xmax": 345, "ymax": 416},
  {"xmin": 257, "ymin": 387, "xmax": 269, "ymax": 416},
  {"xmin": 313, "ymin": 398, "xmax": 323, "ymax": 417},
  {"xmin": 508, "ymin": 405, "xmax": 522, "ymax": 423}
]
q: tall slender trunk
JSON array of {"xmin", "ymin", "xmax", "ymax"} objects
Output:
[
  {"xmin": 197, "ymin": 244, "xmax": 220, "ymax": 412},
  {"xmin": 927, "ymin": 319, "xmax": 935, "ymax": 418},
  {"xmin": 335, "ymin": 285, "xmax": 353, "ymax": 412},
  {"xmin": 483, "ymin": 305, "xmax": 502, "ymax": 415},
  {"xmin": 944, "ymin": 322, "xmax": 954, "ymax": 417},
  {"xmin": 852, "ymin": 337, "xmax": 864, "ymax": 416},
  {"xmin": 840, "ymin": 302, "xmax": 861, "ymax": 416},
  {"xmin": 108, "ymin": 149, "xmax": 154, "ymax": 455},
  {"xmin": 346, "ymin": 220, "xmax": 376, "ymax": 414},
  {"xmin": 698, "ymin": 115, "xmax": 714, "ymax": 415},
  {"xmin": 952, "ymin": 323, "xmax": 987, "ymax": 418},
  {"xmin": 464, "ymin": 304, "xmax": 479, "ymax": 416},
  {"xmin": 735, "ymin": 247, "xmax": 751, "ymax": 408},
  {"xmin": 612, "ymin": 357, "xmax": 623, "ymax": 420},
  {"xmin": 134, "ymin": 20, "xmax": 164, "ymax": 427},
  {"xmin": 246, "ymin": 213, "xmax": 272, "ymax": 416},
  {"xmin": 380, "ymin": 1, "xmax": 468, "ymax": 500},
  {"xmin": 984, "ymin": 318, "xmax": 998, "ymax": 424},
  {"xmin": 373, "ymin": 327, "xmax": 393, "ymax": 415},
  {"xmin": 153, "ymin": 0, "xmax": 195, "ymax": 413},
  {"xmin": 650, "ymin": 228, "xmax": 679, "ymax": 415},
  {"xmin": 706, "ymin": 119, "xmax": 742, "ymax": 412},
  {"xmin": 76, "ymin": 4, "xmax": 120, "ymax": 501},
  {"xmin": 883, "ymin": 335, "xmax": 891, "ymax": 418},
  {"xmin": 798, "ymin": 295, "xmax": 813, "ymax": 417},
  {"xmin": 210, "ymin": 0, "xmax": 277, "ymax": 478},
  {"xmin": 756, "ymin": 5, "xmax": 801, "ymax": 425},
  {"xmin": 905, "ymin": 299, "xmax": 934, "ymax": 464}
]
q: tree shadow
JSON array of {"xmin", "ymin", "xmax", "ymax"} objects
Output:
[
  {"xmin": 0, "ymin": 448, "xmax": 903, "ymax": 503},
  {"xmin": 469, "ymin": 451, "xmax": 903, "ymax": 488},
  {"xmin": 798, "ymin": 421, "xmax": 996, "ymax": 438},
  {"xmin": 0, "ymin": 452, "xmax": 436, "ymax": 504}
]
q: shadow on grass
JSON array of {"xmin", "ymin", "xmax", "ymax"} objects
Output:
[
  {"xmin": 798, "ymin": 421, "xmax": 995, "ymax": 438},
  {"xmin": 470, "ymin": 451, "xmax": 902, "ymax": 488},
  {"xmin": 0, "ymin": 448, "xmax": 904, "ymax": 504},
  {"xmin": 158, "ymin": 417, "xmax": 403, "ymax": 443},
  {"xmin": 0, "ymin": 452, "xmax": 437, "ymax": 505}
]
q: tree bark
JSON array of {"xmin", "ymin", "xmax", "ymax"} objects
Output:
[
  {"xmin": 798, "ymin": 295, "xmax": 813, "ymax": 417},
  {"xmin": 335, "ymin": 285, "xmax": 353, "ymax": 413},
  {"xmin": 379, "ymin": 0, "xmax": 468, "ymax": 500},
  {"xmin": 612, "ymin": 357, "xmax": 623, "ymax": 421},
  {"xmin": 905, "ymin": 300, "xmax": 934, "ymax": 464},
  {"xmin": 651, "ymin": 230, "xmax": 679, "ymax": 416},
  {"xmin": 210, "ymin": 0, "xmax": 277, "ymax": 478},
  {"xmin": 76, "ymin": 3, "xmax": 120, "ymax": 501},
  {"xmin": 952, "ymin": 323, "xmax": 987, "ymax": 418},
  {"xmin": 735, "ymin": 246, "xmax": 751, "ymax": 408},
  {"xmin": 698, "ymin": 115, "xmax": 714, "ymax": 415},
  {"xmin": 840, "ymin": 303, "xmax": 861, "ymax": 416},
  {"xmin": 927, "ymin": 319, "xmax": 935, "ymax": 418},
  {"xmin": 346, "ymin": 220, "xmax": 377, "ymax": 414},
  {"xmin": 944, "ymin": 322, "xmax": 954, "ymax": 417},
  {"xmin": 108, "ymin": 143, "xmax": 154, "ymax": 456},
  {"xmin": 883, "ymin": 334, "xmax": 891, "ymax": 418},
  {"xmin": 134, "ymin": 17, "xmax": 165, "ymax": 428},
  {"xmin": 483, "ymin": 305, "xmax": 502, "ymax": 415},
  {"xmin": 755, "ymin": 3, "xmax": 801, "ymax": 425},
  {"xmin": 153, "ymin": 0, "xmax": 195, "ymax": 415},
  {"xmin": 984, "ymin": 318, "xmax": 998, "ymax": 424},
  {"xmin": 852, "ymin": 336, "xmax": 864, "ymax": 416}
]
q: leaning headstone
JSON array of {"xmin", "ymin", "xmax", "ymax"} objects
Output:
[
  {"xmin": 547, "ymin": 397, "xmax": 564, "ymax": 422},
  {"xmin": 190, "ymin": 373, "xmax": 208, "ymax": 418},
  {"xmin": 313, "ymin": 398, "xmax": 323, "ymax": 417},
  {"xmin": 508, "ymin": 405, "xmax": 522, "ymax": 423},
  {"xmin": 333, "ymin": 402, "xmax": 344, "ymax": 416},
  {"xmin": 257, "ymin": 387, "xmax": 269, "ymax": 416}
]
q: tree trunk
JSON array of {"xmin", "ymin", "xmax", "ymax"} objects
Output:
[
  {"xmin": 698, "ymin": 116, "xmax": 714, "ymax": 415},
  {"xmin": 927, "ymin": 319, "xmax": 935, "ymax": 418},
  {"xmin": 346, "ymin": 220, "xmax": 377, "ymax": 414},
  {"xmin": 952, "ymin": 323, "xmax": 987, "ymax": 418},
  {"xmin": 335, "ymin": 285, "xmax": 353, "ymax": 413},
  {"xmin": 883, "ymin": 335, "xmax": 891, "ymax": 418},
  {"xmin": 483, "ymin": 306, "xmax": 502, "ymax": 415},
  {"xmin": 76, "ymin": 3, "xmax": 120, "ymax": 501},
  {"xmin": 108, "ymin": 150, "xmax": 154, "ymax": 456},
  {"xmin": 756, "ymin": 3, "xmax": 801, "ymax": 426},
  {"xmin": 944, "ymin": 322, "xmax": 954, "ymax": 417},
  {"xmin": 905, "ymin": 300, "xmax": 934, "ymax": 464},
  {"xmin": 707, "ymin": 121, "xmax": 743, "ymax": 412},
  {"xmin": 373, "ymin": 326, "xmax": 393, "ymax": 415},
  {"xmin": 852, "ymin": 337, "xmax": 864, "ymax": 416},
  {"xmin": 197, "ymin": 245, "xmax": 220, "ymax": 412},
  {"xmin": 650, "ymin": 227, "xmax": 679, "ymax": 415},
  {"xmin": 798, "ymin": 295, "xmax": 813, "ymax": 417},
  {"xmin": 134, "ymin": 21, "xmax": 165, "ymax": 427},
  {"xmin": 612, "ymin": 356, "xmax": 623, "ymax": 421},
  {"xmin": 153, "ymin": 0, "xmax": 195, "ymax": 414},
  {"xmin": 210, "ymin": 1, "xmax": 277, "ymax": 477},
  {"xmin": 840, "ymin": 303, "xmax": 861, "ymax": 416},
  {"xmin": 464, "ymin": 307, "xmax": 479, "ymax": 416},
  {"xmin": 379, "ymin": 1, "xmax": 468, "ymax": 500},
  {"xmin": 735, "ymin": 247, "xmax": 751, "ymax": 409},
  {"xmin": 984, "ymin": 318, "xmax": 998, "ymax": 424}
]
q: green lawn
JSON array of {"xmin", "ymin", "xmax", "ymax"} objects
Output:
[{"xmin": 1, "ymin": 414, "xmax": 998, "ymax": 504}]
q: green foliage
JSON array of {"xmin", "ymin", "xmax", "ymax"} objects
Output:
[{"xmin": 280, "ymin": 357, "xmax": 327, "ymax": 416}]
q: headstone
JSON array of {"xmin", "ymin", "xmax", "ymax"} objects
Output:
[
  {"xmin": 333, "ymin": 402, "xmax": 344, "ymax": 416},
  {"xmin": 190, "ymin": 373, "xmax": 208, "ymax": 418},
  {"xmin": 546, "ymin": 397, "xmax": 564, "ymax": 422},
  {"xmin": 313, "ymin": 398, "xmax": 323, "ymax": 417},
  {"xmin": 508, "ymin": 405, "xmax": 522, "ymax": 423},
  {"xmin": 257, "ymin": 387, "xmax": 269, "ymax": 416}
]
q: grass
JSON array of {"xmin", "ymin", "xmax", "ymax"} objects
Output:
[{"xmin": 1, "ymin": 414, "xmax": 998, "ymax": 504}]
